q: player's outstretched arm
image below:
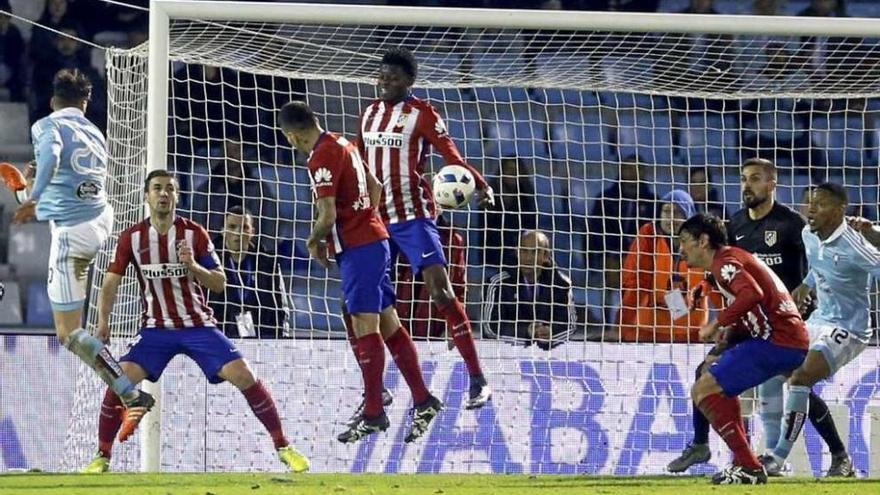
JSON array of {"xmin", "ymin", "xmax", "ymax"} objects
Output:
[
  {"xmin": 98, "ymin": 273, "xmax": 123, "ymax": 343},
  {"xmin": 848, "ymin": 215, "xmax": 880, "ymax": 249},
  {"xmin": 420, "ymin": 105, "xmax": 494, "ymax": 208}
]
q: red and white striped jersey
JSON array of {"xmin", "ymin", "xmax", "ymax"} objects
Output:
[
  {"xmin": 108, "ymin": 216, "xmax": 220, "ymax": 329},
  {"xmin": 357, "ymin": 95, "xmax": 486, "ymax": 225},
  {"xmin": 308, "ymin": 131, "xmax": 388, "ymax": 254},
  {"xmin": 711, "ymin": 246, "xmax": 809, "ymax": 350}
]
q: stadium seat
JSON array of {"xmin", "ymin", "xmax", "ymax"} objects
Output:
[
  {"xmin": 811, "ymin": 115, "xmax": 868, "ymax": 168},
  {"xmin": 616, "ymin": 110, "xmax": 674, "ymax": 165},
  {"xmin": 7, "ymin": 223, "xmax": 51, "ymax": 280},
  {"xmin": 25, "ymin": 281, "xmax": 53, "ymax": 327},
  {"xmin": 600, "ymin": 92, "xmax": 668, "ymax": 112},
  {"xmin": 678, "ymin": 112, "xmax": 739, "ymax": 166},
  {"xmin": 549, "ymin": 109, "xmax": 609, "ymax": 163},
  {"xmin": 469, "ymin": 50, "xmax": 528, "ymax": 84},
  {"xmin": 0, "ymin": 103, "xmax": 31, "ymax": 157},
  {"xmin": 473, "ymin": 87, "xmax": 531, "ymax": 104},
  {"xmin": 412, "ymin": 52, "xmax": 464, "ymax": 86},
  {"xmin": 0, "ymin": 281, "xmax": 23, "ymax": 325}
]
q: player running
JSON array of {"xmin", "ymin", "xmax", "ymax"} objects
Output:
[
  {"xmin": 279, "ymin": 101, "xmax": 442, "ymax": 444},
  {"xmin": 0, "ymin": 69, "xmax": 153, "ymax": 435},
  {"xmin": 678, "ymin": 213, "xmax": 810, "ymax": 485},
  {"xmin": 82, "ymin": 170, "xmax": 309, "ymax": 473},
  {"xmin": 763, "ymin": 183, "xmax": 879, "ymax": 477}
]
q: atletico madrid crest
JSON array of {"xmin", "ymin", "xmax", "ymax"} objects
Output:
[{"xmin": 765, "ymin": 230, "xmax": 777, "ymax": 247}]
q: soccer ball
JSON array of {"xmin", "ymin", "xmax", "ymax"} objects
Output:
[{"xmin": 432, "ymin": 165, "xmax": 475, "ymax": 209}]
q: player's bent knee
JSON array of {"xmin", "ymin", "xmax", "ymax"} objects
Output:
[
  {"xmin": 691, "ymin": 372, "xmax": 719, "ymax": 405},
  {"xmin": 120, "ymin": 361, "xmax": 149, "ymax": 384},
  {"xmin": 220, "ymin": 359, "xmax": 257, "ymax": 390}
]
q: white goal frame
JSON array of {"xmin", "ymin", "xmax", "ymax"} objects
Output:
[{"xmin": 142, "ymin": 0, "xmax": 880, "ymax": 472}]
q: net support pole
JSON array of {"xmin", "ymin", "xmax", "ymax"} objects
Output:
[{"xmin": 141, "ymin": 0, "xmax": 171, "ymax": 473}]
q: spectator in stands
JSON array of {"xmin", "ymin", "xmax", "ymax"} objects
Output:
[
  {"xmin": 0, "ymin": 2, "xmax": 25, "ymax": 102},
  {"xmin": 171, "ymin": 66, "xmax": 261, "ymax": 152},
  {"xmin": 189, "ymin": 140, "xmax": 282, "ymax": 241},
  {"xmin": 481, "ymin": 230, "xmax": 575, "ymax": 350},
  {"xmin": 30, "ymin": 24, "xmax": 106, "ymax": 129},
  {"xmin": 87, "ymin": 0, "xmax": 148, "ymax": 40},
  {"xmin": 484, "ymin": 157, "xmax": 537, "ymax": 268},
  {"xmin": 752, "ymin": 0, "xmax": 782, "ymax": 15},
  {"xmin": 796, "ymin": 1, "xmax": 859, "ymax": 91},
  {"xmin": 688, "ymin": 166, "xmax": 728, "ymax": 219},
  {"xmin": 30, "ymin": 0, "xmax": 80, "ymax": 67},
  {"xmin": 207, "ymin": 206, "xmax": 290, "ymax": 339},
  {"xmin": 799, "ymin": 0, "xmax": 846, "ymax": 17},
  {"xmin": 679, "ymin": 0, "xmax": 719, "ymax": 14},
  {"xmin": 618, "ymin": 189, "xmax": 708, "ymax": 343},
  {"xmin": 587, "ymin": 157, "xmax": 656, "ymax": 261},
  {"xmin": 127, "ymin": 22, "xmax": 148, "ymax": 48},
  {"xmin": 396, "ymin": 214, "xmax": 466, "ymax": 339}
]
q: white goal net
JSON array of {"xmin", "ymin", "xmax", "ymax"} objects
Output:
[{"xmin": 62, "ymin": 3, "xmax": 880, "ymax": 476}]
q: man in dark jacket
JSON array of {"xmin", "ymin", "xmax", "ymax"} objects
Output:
[
  {"xmin": 208, "ymin": 206, "xmax": 290, "ymax": 338},
  {"xmin": 481, "ymin": 230, "xmax": 575, "ymax": 350}
]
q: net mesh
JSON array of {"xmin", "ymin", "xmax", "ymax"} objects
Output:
[{"xmin": 61, "ymin": 14, "xmax": 880, "ymax": 474}]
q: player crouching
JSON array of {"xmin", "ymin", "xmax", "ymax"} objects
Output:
[
  {"xmin": 679, "ymin": 213, "xmax": 810, "ymax": 485},
  {"xmin": 82, "ymin": 170, "xmax": 308, "ymax": 473}
]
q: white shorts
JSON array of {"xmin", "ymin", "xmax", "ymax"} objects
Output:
[
  {"xmin": 47, "ymin": 206, "xmax": 114, "ymax": 311},
  {"xmin": 808, "ymin": 322, "xmax": 868, "ymax": 375}
]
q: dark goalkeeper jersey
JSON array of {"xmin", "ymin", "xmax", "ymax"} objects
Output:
[{"xmin": 728, "ymin": 201, "xmax": 807, "ymax": 292}]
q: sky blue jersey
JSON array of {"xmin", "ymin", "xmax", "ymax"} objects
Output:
[
  {"xmin": 803, "ymin": 222, "xmax": 880, "ymax": 341},
  {"xmin": 30, "ymin": 107, "xmax": 108, "ymax": 226}
]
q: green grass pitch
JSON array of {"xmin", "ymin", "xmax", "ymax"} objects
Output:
[{"xmin": 1, "ymin": 473, "xmax": 878, "ymax": 495}]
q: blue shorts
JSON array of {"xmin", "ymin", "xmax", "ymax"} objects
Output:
[
  {"xmin": 121, "ymin": 326, "xmax": 243, "ymax": 384},
  {"xmin": 337, "ymin": 240, "xmax": 396, "ymax": 314},
  {"xmin": 388, "ymin": 218, "xmax": 446, "ymax": 276},
  {"xmin": 709, "ymin": 338, "xmax": 807, "ymax": 397}
]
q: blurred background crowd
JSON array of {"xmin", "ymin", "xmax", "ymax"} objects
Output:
[{"xmin": 1, "ymin": 0, "xmax": 879, "ymax": 345}]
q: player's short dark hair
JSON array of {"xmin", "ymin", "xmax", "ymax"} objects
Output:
[
  {"xmin": 813, "ymin": 182, "xmax": 848, "ymax": 206},
  {"xmin": 227, "ymin": 205, "xmax": 253, "ymax": 217},
  {"xmin": 381, "ymin": 47, "xmax": 418, "ymax": 79},
  {"xmin": 53, "ymin": 68, "xmax": 92, "ymax": 104},
  {"xmin": 741, "ymin": 157, "xmax": 777, "ymax": 179},
  {"xmin": 144, "ymin": 170, "xmax": 177, "ymax": 192},
  {"xmin": 278, "ymin": 101, "xmax": 317, "ymax": 131},
  {"xmin": 679, "ymin": 212, "xmax": 728, "ymax": 249}
]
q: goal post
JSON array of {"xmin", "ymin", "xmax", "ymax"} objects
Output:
[{"xmin": 63, "ymin": 0, "xmax": 880, "ymax": 474}]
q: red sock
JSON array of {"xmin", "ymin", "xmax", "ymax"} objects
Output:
[
  {"xmin": 357, "ymin": 332, "xmax": 386, "ymax": 418},
  {"xmin": 699, "ymin": 393, "xmax": 760, "ymax": 469},
  {"xmin": 242, "ymin": 381, "xmax": 288, "ymax": 449},
  {"xmin": 344, "ymin": 312, "xmax": 361, "ymax": 370},
  {"xmin": 98, "ymin": 388, "xmax": 123, "ymax": 458},
  {"xmin": 437, "ymin": 299, "xmax": 483, "ymax": 378},
  {"xmin": 385, "ymin": 327, "xmax": 429, "ymax": 404}
]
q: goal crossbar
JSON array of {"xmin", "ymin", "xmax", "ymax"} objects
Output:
[{"xmin": 153, "ymin": 0, "xmax": 880, "ymax": 37}]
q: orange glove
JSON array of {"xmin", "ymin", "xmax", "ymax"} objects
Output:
[{"xmin": 0, "ymin": 162, "xmax": 28, "ymax": 204}]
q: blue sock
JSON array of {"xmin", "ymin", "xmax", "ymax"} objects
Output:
[
  {"xmin": 66, "ymin": 328, "xmax": 137, "ymax": 401},
  {"xmin": 693, "ymin": 403, "xmax": 711, "ymax": 445},
  {"xmin": 758, "ymin": 375, "xmax": 785, "ymax": 451},
  {"xmin": 773, "ymin": 384, "xmax": 811, "ymax": 461}
]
